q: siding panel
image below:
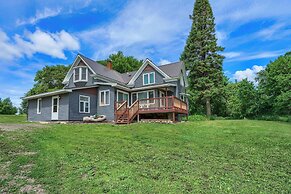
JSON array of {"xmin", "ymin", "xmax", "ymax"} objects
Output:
[
  {"xmin": 68, "ymin": 88, "xmax": 98, "ymax": 121},
  {"xmin": 134, "ymin": 65, "xmax": 165, "ymax": 88},
  {"xmin": 97, "ymin": 86, "xmax": 115, "ymax": 121}
]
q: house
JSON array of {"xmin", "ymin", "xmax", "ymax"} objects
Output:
[{"xmin": 24, "ymin": 54, "xmax": 188, "ymax": 124}]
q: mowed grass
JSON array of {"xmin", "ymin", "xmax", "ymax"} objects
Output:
[
  {"xmin": 0, "ymin": 114, "xmax": 27, "ymax": 123},
  {"xmin": 0, "ymin": 116, "xmax": 290, "ymax": 193}
]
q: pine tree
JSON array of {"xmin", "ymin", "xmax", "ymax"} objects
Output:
[{"xmin": 181, "ymin": 0, "xmax": 225, "ymax": 116}]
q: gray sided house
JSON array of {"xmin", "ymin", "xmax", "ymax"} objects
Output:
[{"xmin": 24, "ymin": 54, "xmax": 189, "ymax": 123}]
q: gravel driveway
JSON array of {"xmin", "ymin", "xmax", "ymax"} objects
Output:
[{"xmin": 0, "ymin": 123, "xmax": 47, "ymax": 132}]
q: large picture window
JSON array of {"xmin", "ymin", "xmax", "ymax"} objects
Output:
[
  {"xmin": 99, "ymin": 90, "xmax": 110, "ymax": 106},
  {"xmin": 117, "ymin": 90, "xmax": 129, "ymax": 102},
  {"xmin": 79, "ymin": 95, "xmax": 90, "ymax": 113},
  {"xmin": 132, "ymin": 90, "xmax": 155, "ymax": 104},
  {"xmin": 74, "ymin": 67, "xmax": 88, "ymax": 82},
  {"xmin": 143, "ymin": 72, "xmax": 155, "ymax": 85}
]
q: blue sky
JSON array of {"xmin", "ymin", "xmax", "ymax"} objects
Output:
[{"xmin": 0, "ymin": 0, "xmax": 290, "ymax": 107}]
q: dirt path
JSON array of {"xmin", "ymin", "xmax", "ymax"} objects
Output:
[
  {"xmin": 0, "ymin": 123, "xmax": 48, "ymax": 132},
  {"xmin": 0, "ymin": 123, "xmax": 47, "ymax": 193}
]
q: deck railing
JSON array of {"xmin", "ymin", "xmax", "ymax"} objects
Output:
[
  {"xmin": 138, "ymin": 96, "xmax": 187, "ymax": 113},
  {"xmin": 114, "ymin": 96, "xmax": 187, "ymax": 123}
]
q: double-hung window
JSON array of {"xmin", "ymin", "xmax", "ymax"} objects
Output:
[
  {"xmin": 143, "ymin": 72, "xmax": 155, "ymax": 85},
  {"xmin": 74, "ymin": 67, "xmax": 88, "ymax": 82},
  {"xmin": 37, "ymin": 98, "xmax": 42, "ymax": 114},
  {"xmin": 79, "ymin": 95, "xmax": 90, "ymax": 113},
  {"xmin": 99, "ymin": 90, "xmax": 110, "ymax": 106}
]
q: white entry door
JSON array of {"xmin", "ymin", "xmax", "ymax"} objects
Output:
[{"xmin": 51, "ymin": 96, "xmax": 59, "ymax": 120}]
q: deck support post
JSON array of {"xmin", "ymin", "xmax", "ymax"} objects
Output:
[
  {"xmin": 172, "ymin": 112, "xmax": 175, "ymax": 123},
  {"xmin": 137, "ymin": 114, "xmax": 140, "ymax": 122}
]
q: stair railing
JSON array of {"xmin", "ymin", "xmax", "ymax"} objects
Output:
[
  {"xmin": 128, "ymin": 100, "xmax": 139, "ymax": 123},
  {"xmin": 115, "ymin": 101, "xmax": 128, "ymax": 123}
]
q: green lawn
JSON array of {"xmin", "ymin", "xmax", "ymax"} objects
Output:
[
  {"xmin": 0, "ymin": 114, "xmax": 27, "ymax": 123},
  {"xmin": 0, "ymin": 116, "xmax": 290, "ymax": 193}
]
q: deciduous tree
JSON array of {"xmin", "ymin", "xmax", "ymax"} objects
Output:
[
  {"xmin": 98, "ymin": 51, "xmax": 142, "ymax": 73},
  {"xmin": 257, "ymin": 52, "xmax": 291, "ymax": 115}
]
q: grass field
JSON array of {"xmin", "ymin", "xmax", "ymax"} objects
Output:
[
  {"xmin": 0, "ymin": 114, "xmax": 27, "ymax": 123},
  {"xmin": 0, "ymin": 115, "xmax": 290, "ymax": 193}
]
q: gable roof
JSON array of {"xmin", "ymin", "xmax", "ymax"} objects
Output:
[
  {"xmin": 62, "ymin": 54, "xmax": 127, "ymax": 84},
  {"xmin": 127, "ymin": 58, "xmax": 171, "ymax": 86},
  {"xmin": 79, "ymin": 54, "xmax": 126, "ymax": 83},
  {"xmin": 120, "ymin": 70, "xmax": 137, "ymax": 83},
  {"xmin": 159, "ymin": 61, "xmax": 184, "ymax": 78},
  {"xmin": 63, "ymin": 54, "xmax": 185, "ymax": 86}
]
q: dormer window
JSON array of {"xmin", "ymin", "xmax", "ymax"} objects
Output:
[
  {"xmin": 143, "ymin": 72, "xmax": 155, "ymax": 85},
  {"xmin": 74, "ymin": 67, "xmax": 88, "ymax": 82}
]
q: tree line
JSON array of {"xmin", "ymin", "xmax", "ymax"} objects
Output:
[
  {"xmin": 181, "ymin": 0, "xmax": 290, "ymax": 118},
  {"xmin": 0, "ymin": 98, "xmax": 17, "ymax": 115},
  {"xmin": 6, "ymin": 0, "xmax": 290, "ymax": 119}
]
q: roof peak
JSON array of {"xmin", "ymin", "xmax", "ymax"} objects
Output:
[{"xmin": 159, "ymin": 61, "xmax": 182, "ymax": 67}]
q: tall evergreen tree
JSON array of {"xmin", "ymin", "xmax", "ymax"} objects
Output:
[{"xmin": 181, "ymin": 0, "xmax": 225, "ymax": 116}]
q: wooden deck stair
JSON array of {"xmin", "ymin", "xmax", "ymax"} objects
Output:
[{"xmin": 115, "ymin": 100, "xmax": 139, "ymax": 124}]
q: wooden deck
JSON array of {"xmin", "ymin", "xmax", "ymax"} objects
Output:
[{"xmin": 114, "ymin": 96, "xmax": 188, "ymax": 124}]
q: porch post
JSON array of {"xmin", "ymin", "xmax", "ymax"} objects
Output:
[{"xmin": 172, "ymin": 112, "xmax": 175, "ymax": 122}]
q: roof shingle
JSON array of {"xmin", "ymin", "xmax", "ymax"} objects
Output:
[{"xmin": 79, "ymin": 54, "xmax": 183, "ymax": 84}]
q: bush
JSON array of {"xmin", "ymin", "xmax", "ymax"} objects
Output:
[
  {"xmin": 186, "ymin": 114, "xmax": 208, "ymax": 121},
  {"xmin": 209, "ymin": 115, "xmax": 227, "ymax": 120},
  {"xmin": 255, "ymin": 115, "xmax": 291, "ymax": 122}
]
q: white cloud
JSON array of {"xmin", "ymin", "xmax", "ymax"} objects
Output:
[
  {"xmin": 158, "ymin": 59, "xmax": 171, "ymax": 65},
  {"xmin": 224, "ymin": 50, "xmax": 285, "ymax": 62},
  {"xmin": 234, "ymin": 65, "xmax": 265, "ymax": 82},
  {"xmin": 0, "ymin": 30, "xmax": 22, "ymax": 60},
  {"xmin": 211, "ymin": 0, "xmax": 291, "ymax": 48},
  {"xmin": 0, "ymin": 29, "xmax": 80, "ymax": 61},
  {"xmin": 0, "ymin": 61, "xmax": 55, "ymax": 107},
  {"xmin": 16, "ymin": 7, "xmax": 62, "ymax": 26},
  {"xmin": 212, "ymin": 0, "xmax": 291, "ymax": 26},
  {"xmin": 79, "ymin": 0, "xmax": 193, "ymax": 59},
  {"xmin": 216, "ymin": 30, "xmax": 228, "ymax": 45},
  {"xmin": 0, "ymin": 86, "xmax": 31, "ymax": 107},
  {"xmin": 256, "ymin": 23, "xmax": 291, "ymax": 40},
  {"xmin": 223, "ymin": 52, "xmax": 241, "ymax": 59}
]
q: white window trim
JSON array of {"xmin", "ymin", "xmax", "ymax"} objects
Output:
[
  {"xmin": 37, "ymin": 98, "xmax": 42, "ymax": 114},
  {"xmin": 99, "ymin": 90, "xmax": 110, "ymax": 106},
  {"xmin": 143, "ymin": 72, "xmax": 155, "ymax": 85},
  {"xmin": 131, "ymin": 90, "xmax": 155, "ymax": 104},
  {"xmin": 51, "ymin": 96, "xmax": 59, "ymax": 119},
  {"xmin": 73, "ymin": 67, "xmax": 88, "ymax": 83},
  {"xmin": 79, "ymin": 95, "xmax": 90, "ymax": 113},
  {"xmin": 116, "ymin": 90, "xmax": 129, "ymax": 102},
  {"xmin": 127, "ymin": 59, "xmax": 170, "ymax": 86}
]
